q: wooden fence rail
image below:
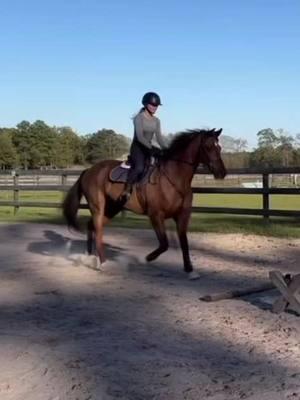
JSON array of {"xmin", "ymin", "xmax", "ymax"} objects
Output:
[{"xmin": 0, "ymin": 167, "xmax": 299, "ymax": 218}]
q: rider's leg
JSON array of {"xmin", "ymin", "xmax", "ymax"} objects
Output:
[{"xmin": 120, "ymin": 143, "xmax": 148, "ymax": 201}]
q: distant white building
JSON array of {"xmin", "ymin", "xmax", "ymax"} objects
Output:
[{"xmin": 242, "ymin": 181, "xmax": 263, "ymax": 188}]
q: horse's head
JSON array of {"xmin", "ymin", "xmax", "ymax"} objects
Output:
[
  {"xmin": 198, "ymin": 128, "xmax": 227, "ymax": 179},
  {"xmin": 162, "ymin": 128, "xmax": 227, "ymax": 179}
]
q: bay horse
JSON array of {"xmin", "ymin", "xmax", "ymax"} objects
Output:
[{"xmin": 62, "ymin": 128, "xmax": 227, "ymax": 278}]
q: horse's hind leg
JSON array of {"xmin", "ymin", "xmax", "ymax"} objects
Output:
[
  {"xmin": 90, "ymin": 194, "xmax": 107, "ymax": 265},
  {"xmin": 86, "ymin": 198, "xmax": 122, "ymax": 257},
  {"xmin": 86, "ymin": 218, "xmax": 94, "ymax": 255},
  {"xmin": 146, "ymin": 212, "xmax": 169, "ymax": 262}
]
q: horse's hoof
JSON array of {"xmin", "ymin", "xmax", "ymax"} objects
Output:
[
  {"xmin": 91, "ymin": 256, "xmax": 101, "ymax": 270},
  {"xmin": 188, "ymin": 271, "xmax": 200, "ymax": 280},
  {"xmin": 78, "ymin": 255, "xmax": 98, "ymax": 269},
  {"xmin": 145, "ymin": 253, "xmax": 155, "ymax": 262},
  {"xmin": 146, "ymin": 249, "xmax": 164, "ymax": 262},
  {"xmin": 63, "ymin": 240, "xmax": 72, "ymax": 258},
  {"xmin": 65, "ymin": 240, "xmax": 72, "ymax": 252}
]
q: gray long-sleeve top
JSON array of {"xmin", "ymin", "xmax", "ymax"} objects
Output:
[{"xmin": 133, "ymin": 112, "xmax": 167, "ymax": 149}]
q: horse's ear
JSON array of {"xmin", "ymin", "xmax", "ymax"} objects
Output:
[{"xmin": 215, "ymin": 128, "xmax": 222, "ymax": 137}]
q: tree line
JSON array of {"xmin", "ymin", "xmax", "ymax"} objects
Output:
[
  {"xmin": 0, "ymin": 121, "xmax": 299, "ymax": 169},
  {"xmin": 0, "ymin": 120, "xmax": 130, "ymax": 169},
  {"xmin": 221, "ymin": 128, "xmax": 300, "ymax": 169}
]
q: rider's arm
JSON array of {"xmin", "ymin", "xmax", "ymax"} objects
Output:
[
  {"xmin": 134, "ymin": 114, "xmax": 152, "ymax": 149},
  {"xmin": 155, "ymin": 119, "xmax": 167, "ymax": 149}
]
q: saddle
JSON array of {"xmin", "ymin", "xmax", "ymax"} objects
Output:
[{"xmin": 109, "ymin": 157, "xmax": 156, "ymax": 185}]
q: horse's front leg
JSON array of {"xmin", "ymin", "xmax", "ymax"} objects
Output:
[
  {"xmin": 146, "ymin": 212, "xmax": 169, "ymax": 262},
  {"xmin": 174, "ymin": 208, "xmax": 199, "ymax": 279}
]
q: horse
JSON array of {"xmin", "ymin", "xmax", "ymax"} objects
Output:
[{"xmin": 62, "ymin": 128, "xmax": 227, "ymax": 279}]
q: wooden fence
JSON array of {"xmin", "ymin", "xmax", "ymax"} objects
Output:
[{"xmin": 0, "ymin": 167, "xmax": 299, "ymax": 218}]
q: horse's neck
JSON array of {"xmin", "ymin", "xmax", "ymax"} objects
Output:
[
  {"xmin": 163, "ymin": 155, "xmax": 196, "ymax": 192},
  {"xmin": 162, "ymin": 138, "xmax": 200, "ymax": 190}
]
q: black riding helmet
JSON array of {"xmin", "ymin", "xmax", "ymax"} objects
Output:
[{"xmin": 142, "ymin": 92, "xmax": 162, "ymax": 107}]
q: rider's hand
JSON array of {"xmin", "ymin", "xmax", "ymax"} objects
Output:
[{"xmin": 151, "ymin": 146, "xmax": 162, "ymax": 158}]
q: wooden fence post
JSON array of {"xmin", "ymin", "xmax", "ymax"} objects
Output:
[
  {"xmin": 61, "ymin": 173, "xmax": 67, "ymax": 194},
  {"xmin": 262, "ymin": 173, "xmax": 269, "ymax": 220},
  {"xmin": 61, "ymin": 173, "xmax": 68, "ymax": 210},
  {"xmin": 13, "ymin": 171, "xmax": 19, "ymax": 215}
]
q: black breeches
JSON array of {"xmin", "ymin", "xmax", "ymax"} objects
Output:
[{"xmin": 127, "ymin": 141, "xmax": 150, "ymax": 184}]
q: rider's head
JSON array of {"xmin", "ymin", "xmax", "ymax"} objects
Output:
[{"xmin": 142, "ymin": 92, "xmax": 162, "ymax": 114}]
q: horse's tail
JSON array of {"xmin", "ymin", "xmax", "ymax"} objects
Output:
[{"xmin": 62, "ymin": 170, "xmax": 85, "ymax": 231}]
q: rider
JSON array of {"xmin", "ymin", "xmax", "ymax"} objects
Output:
[{"xmin": 120, "ymin": 91, "xmax": 167, "ymax": 202}]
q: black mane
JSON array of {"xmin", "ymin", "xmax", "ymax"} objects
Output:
[{"xmin": 162, "ymin": 128, "xmax": 216, "ymax": 159}]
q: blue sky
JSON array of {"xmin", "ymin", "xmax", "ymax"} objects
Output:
[{"xmin": 0, "ymin": 0, "xmax": 299, "ymax": 148}]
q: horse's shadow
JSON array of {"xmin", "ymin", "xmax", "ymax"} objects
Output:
[
  {"xmin": 26, "ymin": 229, "xmax": 286, "ymax": 314},
  {"xmin": 27, "ymin": 229, "xmax": 126, "ymax": 266},
  {"xmin": 26, "ymin": 229, "xmax": 191, "ymax": 278}
]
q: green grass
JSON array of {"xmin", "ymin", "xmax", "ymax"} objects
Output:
[
  {"xmin": 193, "ymin": 193, "xmax": 300, "ymax": 210},
  {"xmin": 111, "ymin": 213, "xmax": 300, "ymax": 238},
  {"xmin": 0, "ymin": 191, "xmax": 299, "ymax": 238}
]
